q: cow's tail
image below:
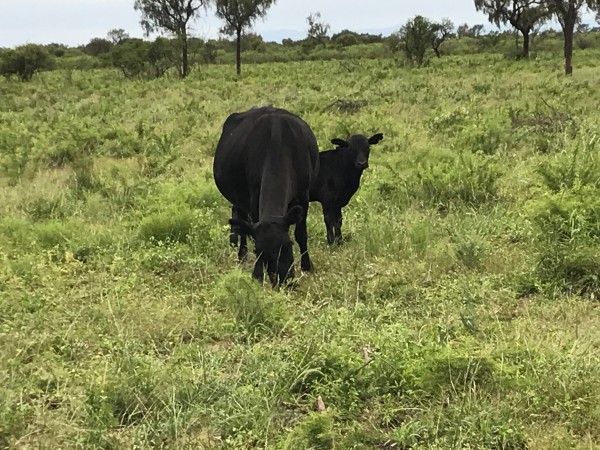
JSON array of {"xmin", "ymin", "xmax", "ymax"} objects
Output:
[{"xmin": 270, "ymin": 114, "xmax": 282, "ymax": 151}]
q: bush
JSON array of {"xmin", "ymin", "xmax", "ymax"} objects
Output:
[
  {"xmin": 0, "ymin": 125, "xmax": 32, "ymax": 183},
  {"xmin": 0, "ymin": 44, "xmax": 55, "ymax": 81},
  {"xmin": 536, "ymin": 133, "xmax": 600, "ymax": 192},
  {"xmin": 111, "ymin": 38, "xmax": 177, "ymax": 79},
  {"xmin": 531, "ymin": 133, "xmax": 600, "ymax": 297},
  {"xmin": 410, "ymin": 150, "xmax": 501, "ymax": 210},
  {"xmin": 532, "ymin": 186, "xmax": 600, "ymax": 297}
]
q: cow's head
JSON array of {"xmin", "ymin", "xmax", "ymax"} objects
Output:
[
  {"xmin": 229, "ymin": 205, "xmax": 303, "ymax": 285},
  {"xmin": 331, "ymin": 133, "xmax": 384, "ymax": 170}
]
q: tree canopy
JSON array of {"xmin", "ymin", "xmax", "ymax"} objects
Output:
[
  {"xmin": 133, "ymin": 0, "xmax": 207, "ymax": 77},
  {"xmin": 399, "ymin": 15, "xmax": 435, "ymax": 67},
  {"xmin": 307, "ymin": 12, "xmax": 331, "ymax": 48},
  {"xmin": 215, "ymin": 0, "xmax": 276, "ymax": 75},
  {"xmin": 474, "ymin": 0, "xmax": 551, "ymax": 57}
]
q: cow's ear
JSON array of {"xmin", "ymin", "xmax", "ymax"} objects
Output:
[
  {"xmin": 331, "ymin": 138, "xmax": 349, "ymax": 148},
  {"xmin": 368, "ymin": 133, "xmax": 384, "ymax": 145},
  {"xmin": 229, "ymin": 218, "xmax": 254, "ymax": 237},
  {"xmin": 284, "ymin": 205, "xmax": 304, "ymax": 226}
]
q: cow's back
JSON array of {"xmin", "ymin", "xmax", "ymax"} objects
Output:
[{"xmin": 214, "ymin": 107, "xmax": 319, "ymax": 217}]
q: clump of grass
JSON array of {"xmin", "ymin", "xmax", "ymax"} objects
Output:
[
  {"xmin": 211, "ymin": 270, "xmax": 290, "ymax": 340},
  {"xmin": 21, "ymin": 194, "xmax": 71, "ymax": 221},
  {"xmin": 138, "ymin": 208, "xmax": 195, "ymax": 244},
  {"xmin": 281, "ymin": 413, "xmax": 334, "ymax": 449}
]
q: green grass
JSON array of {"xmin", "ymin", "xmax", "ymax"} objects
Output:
[{"xmin": 1, "ymin": 50, "xmax": 600, "ymax": 449}]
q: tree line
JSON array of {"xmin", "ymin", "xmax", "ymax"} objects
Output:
[{"xmin": 2, "ymin": 0, "xmax": 600, "ymax": 81}]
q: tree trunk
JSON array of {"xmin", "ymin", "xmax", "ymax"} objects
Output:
[
  {"xmin": 432, "ymin": 46, "xmax": 441, "ymax": 58},
  {"xmin": 563, "ymin": 18, "xmax": 575, "ymax": 76},
  {"xmin": 236, "ymin": 29, "xmax": 242, "ymax": 76},
  {"xmin": 522, "ymin": 30, "xmax": 530, "ymax": 59},
  {"xmin": 182, "ymin": 34, "xmax": 189, "ymax": 78}
]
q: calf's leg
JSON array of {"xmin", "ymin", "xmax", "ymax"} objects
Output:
[
  {"xmin": 252, "ymin": 259, "xmax": 265, "ymax": 282},
  {"xmin": 324, "ymin": 207, "xmax": 343, "ymax": 245}
]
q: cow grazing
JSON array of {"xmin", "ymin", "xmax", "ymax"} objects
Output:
[
  {"xmin": 213, "ymin": 106, "xmax": 320, "ymax": 285},
  {"xmin": 309, "ymin": 133, "xmax": 384, "ymax": 245}
]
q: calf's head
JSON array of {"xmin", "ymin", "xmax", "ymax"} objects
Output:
[
  {"xmin": 229, "ymin": 205, "xmax": 303, "ymax": 285},
  {"xmin": 331, "ymin": 133, "xmax": 384, "ymax": 170}
]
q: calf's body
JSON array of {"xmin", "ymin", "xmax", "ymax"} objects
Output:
[{"xmin": 309, "ymin": 133, "xmax": 383, "ymax": 244}]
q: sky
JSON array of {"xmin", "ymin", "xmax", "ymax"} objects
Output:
[
  {"xmin": 0, "ymin": 0, "xmax": 596, "ymax": 48},
  {"xmin": 0, "ymin": 0, "xmax": 494, "ymax": 47}
]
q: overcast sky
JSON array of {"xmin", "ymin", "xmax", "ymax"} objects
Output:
[
  {"xmin": 0, "ymin": 0, "xmax": 496, "ymax": 47},
  {"xmin": 0, "ymin": 0, "xmax": 592, "ymax": 48}
]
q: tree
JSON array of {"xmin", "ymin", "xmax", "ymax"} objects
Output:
[
  {"xmin": 215, "ymin": 0, "xmax": 276, "ymax": 75},
  {"xmin": 457, "ymin": 23, "xmax": 486, "ymax": 37},
  {"xmin": 542, "ymin": 0, "xmax": 600, "ymax": 75},
  {"xmin": 307, "ymin": 12, "xmax": 331, "ymax": 48},
  {"xmin": 45, "ymin": 43, "xmax": 67, "ymax": 57},
  {"xmin": 457, "ymin": 23, "xmax": 470, "ymax": 37},
  {"xmin": 399, "ymin": 15, "xmax": 435, "ymax": 66},
  {"xmin": 430, "ymin": 19, "xmax": 454, "ymax": 57},
  {"xmin": 148, "ymin": 37, "xmax": 178, "ymax": 77},
  {"xmin": 107, "ymin": 28, "xmax": 131, "ymax": 45},
  {"xmin": 385, "ymin": 32, "xmax": 403, "ymax": 54},
  {"xmin": 133, "ymin": 0, "xmax": 207, "ymax": 78},
  {"xmin": 200, "ymin": 40, "xmax": 218, "ymax": 64},
  {"xmin": 474, "ymin": 0, "xmax": 550, "ymax": 58},
  {"xmin": 84, "ymin": 37, "xmax": 113, "ymax": 56},
  {"xmin": 471, "ymin": 24, "xmax": 486, "ymax": 36},
  {"xmin": 331, "ymin": 30, "xmax": 361, "ymax": 46},
  {"xmin": 111, "ymin": 38, "xmax": 150, "ymax": 78},
  {"xmin": 0, "ymin": 44, "xmax": 55, "ymax": 81}
]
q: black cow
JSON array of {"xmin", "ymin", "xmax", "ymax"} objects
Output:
[
  {"xmin": 213, "ymin": 106, "xmax": 319, "ymax": 285},
  {"xmin": 309, "ymin": 133, "xmax": 384, "ymax": 245}
]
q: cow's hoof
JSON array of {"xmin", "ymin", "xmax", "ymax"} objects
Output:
[{"xmin": 301, "ymin": 262, "xmax": 313, "ymax": 272}]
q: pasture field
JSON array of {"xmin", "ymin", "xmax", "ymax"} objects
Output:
[{"xmin": 1, "ymin": 51, "xmax": 600, "ymax": 449}]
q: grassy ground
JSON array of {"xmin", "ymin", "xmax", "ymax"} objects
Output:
[{"xmin": 1, "ymin": 50, "xmax": 600, "ymax": 449}]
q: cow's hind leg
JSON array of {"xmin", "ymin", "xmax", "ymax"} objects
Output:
[
  {"xmin": 230, "ymin": 205, "xmax": 249, "ymax": 262},
  {"xmin": 295, "ymin": 201, "xmax": 313, "ymax": 271},
  {"xmin": 229, "ymin": 205, "xmax": 239, "ymax": 246}
]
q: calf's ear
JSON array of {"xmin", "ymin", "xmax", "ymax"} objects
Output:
[
  {"xmin": 229, "ymin": 218, "xmax": 254, "ymax": 237},
  {"xmin": 284, "ymin": 205, "xmax": 304, "ymax": 226},
  {"xmin": 368, "ymin": 133, "xmax": 384, "ymax": 145},
  {"xmin": 331, "ymin": 138, "xmax": 349, "ymax": 148}
]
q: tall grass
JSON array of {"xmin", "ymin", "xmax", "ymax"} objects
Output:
[{"xmin": 1, "ymin": 50, "xmax": 600, "ymax": 448}]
